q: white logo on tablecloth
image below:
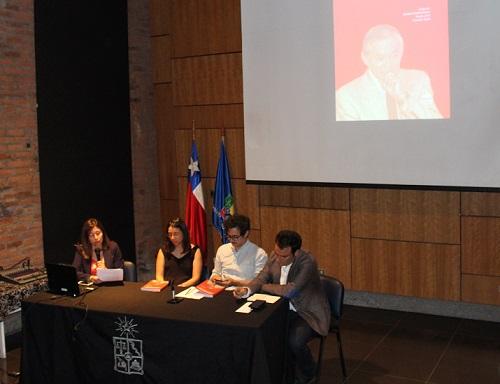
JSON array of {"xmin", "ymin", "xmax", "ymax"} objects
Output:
[{"xmin": 113, "ymin": 316, "xmax": 144, "ymax": 375}]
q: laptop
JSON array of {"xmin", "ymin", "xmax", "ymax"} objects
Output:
[{"xmin": 45, "ymin": 263, "xmax": 94, "ymax": 297}]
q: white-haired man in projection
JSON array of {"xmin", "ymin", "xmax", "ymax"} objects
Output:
[{"xmin": 336, "ymin": 24, "xmax": 442, "ymax": 121}]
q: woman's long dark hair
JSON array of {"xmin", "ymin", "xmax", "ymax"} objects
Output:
[
  {"xmin": 165, "ymin": 218, "xmax": 191, "ymax": 254},
  {"xmin": 76, "ymin": 218, "xmax": 111, "ymax": 260}
]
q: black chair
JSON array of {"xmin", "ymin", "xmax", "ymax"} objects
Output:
[
  {"xmin": 316, "ymin": 275, "xmax": 347, "ymax": 379},
  {"xmin": 123, "ymin": 261, "xmax": 137, "ymax": 282}
]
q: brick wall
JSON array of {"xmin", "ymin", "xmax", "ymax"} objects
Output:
[
  {"xmin": 0, "ymin": 0, "xmax": 161, "ymax": 277},
  {"xmin": 127, "ymin": 0, "xmax": 162, "ymax": 280},
  {"xmin": 0, "ymin": 0, "xmax": 44, "ymax": 268}
]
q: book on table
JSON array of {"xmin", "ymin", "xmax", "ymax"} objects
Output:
[
  {"xmin": 141, "ymin": 280, "xmax": 168, "ymax": 292},
  {"xmin": 195, "ymin": 279, "xmax": 225, "ymax": 297}
]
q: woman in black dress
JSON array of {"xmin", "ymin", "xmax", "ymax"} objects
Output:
[{"xmin": 154, "ymin": 218, "xmax": 202, "ymax": 287}]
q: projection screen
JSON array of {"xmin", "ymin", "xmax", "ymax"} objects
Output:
[{"xmin": 241, "ymin": 0, "xmax": 500, "ymax": 189}]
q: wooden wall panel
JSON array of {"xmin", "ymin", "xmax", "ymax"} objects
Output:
[
  {"xmin": 172, "ymin": 53, "xmax": 242, "ymax": 105},
  {"xmin": 150, "ymin": 0, "xmax": 171, "ymax": 36},
  {"xmin": 351, "ymin": 189, "xmax": 460, "ymax": 244},
  {"xmin": 462, "ymin": 217, "xmax": 500, "ymax": 276},
  {"xmin": 152, "ymin": 35, "xmax": 171, "ymax": 83},
  {"xmin": 155, "ymin": 84, "xmax": 177, "ymax": 200},
  {"xmin": 462, "ymin": 192, "xmax": 500, "ymax": 217},
  {"xmin": 233, "ymin": 179, "xmax": 260, "ymax": 229},
  {"xmin": 260, "ymin": 207, "xmax": 352, "ymax": 287},
  {"xmin": 173, "ymin": 104, "xmax": 243, "ymax": 129},
  {"xmin": 177, "ymin": 177, "xmax": 187, "ymax": 223},
  {"xmin": 223, "ymin": 128, "xmax": 245, "ymax": 178},
  {"xmin": 352, "ymin": 239, "xmax": 460, "ymax": 300},
  {"xmin": 160, "ymin": 198, "xmax": 180, "ymax": 233},
  {"xmin": 172, "ymin": 0, "xmax": 241, "ymax": 57},
  {"xmin": 462, "ymin": 274, "xmax": 500, "ymax": 306},
  {"xmin": 151, "ymin": 1, "xmax": 500, "ymax": 308},
  {"xmin": 260, "ymin": 185, "xmax": 349, "ymax": 210}
]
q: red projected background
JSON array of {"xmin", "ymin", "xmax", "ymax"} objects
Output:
[{"xmin": 334, "ymin": 0, "xmax": 450, "ymax": 118}]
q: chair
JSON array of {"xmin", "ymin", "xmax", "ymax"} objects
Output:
[
  {"xmin": 316, "ymin": 275, "xmax": 347, "ymax": 379},
  {"xmin": 123, "ymin": 261, "xmax": 137, "ymax": 282},
  {"xmin": 200, "ymin": 265, "xmax": 210, "ymax": 282}
]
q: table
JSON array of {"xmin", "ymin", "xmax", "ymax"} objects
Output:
[
  {"xmin": 20, "ymin": 282, "xmax": 288, "ymax": 384},
  {"xmin": 0, "ymin": 279, "xmax": 47, "ymax": 359}
]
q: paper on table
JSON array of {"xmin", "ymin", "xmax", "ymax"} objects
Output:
[
  {"xmin": 175, "ymin": 287, "xmax": 204, "ymax": 300},
  {"xmin": 235, "ymin": 301, "xmax": 253, "ymax": 313},
  {"xmin": 96, "ymin": 268, "xmax": 123, "ymax": 282},
  {"xmin": 247, "ymin": 293, "xmax": 280, "ymax": 304}
]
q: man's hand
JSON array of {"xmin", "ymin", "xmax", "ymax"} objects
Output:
[
  {"xmin": 233, "ymin": 287, "xmax": 249, "ymax": 299},
  {"xmin": 210, "ymin": 275, "xmax": 237, "ymax": 287}
]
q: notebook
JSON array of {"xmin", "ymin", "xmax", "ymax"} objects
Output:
[{"xmin": 45, "ymin": 263, "xmax": 93, "ymax": 297}]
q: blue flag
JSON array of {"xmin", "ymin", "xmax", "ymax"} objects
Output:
[{"xmin": 212, "ymin": 139, "xmax": 234, "ymax": 243}]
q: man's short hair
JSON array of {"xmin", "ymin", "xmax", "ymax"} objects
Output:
[
  {"xmin": 223, "ymin": 214, "xmax": 251, "ymax": 235},
  {"xmin": 362, "ymin": 24, "xmax": 404, "ymax": 55},
  {"xmin": 275, "ymin": 230, "xmax": 302, "ymax": 253}
]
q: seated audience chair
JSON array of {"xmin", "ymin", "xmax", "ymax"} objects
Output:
[
  {"xmin": 316, "ymin": 275, "xmax": 347, "ymax": 380},
  {"xmin": 123, "ymin": 260, "xmax": 137, "ymax": 282}
]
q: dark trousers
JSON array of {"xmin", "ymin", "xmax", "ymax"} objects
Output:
[{"xmin": 288, "ymin": 311, "xmax": 318, "ymax": 383}]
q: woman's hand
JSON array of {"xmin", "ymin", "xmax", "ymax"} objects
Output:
[{"xmin": 89, "ymin": 275, "xmax": 101, "ymax": 283}]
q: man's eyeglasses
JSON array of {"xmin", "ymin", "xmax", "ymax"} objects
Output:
[{"xmin": 227, "ymin": 235, "xmax": 242, "ymax": 241}]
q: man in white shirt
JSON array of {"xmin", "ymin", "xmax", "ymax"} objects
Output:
[{"xmin": 210, "ymin": 214, "xmax": 267, "ymax": 287}]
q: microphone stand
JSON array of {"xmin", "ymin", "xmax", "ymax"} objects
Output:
[{"xmin": 167, "ymin": 280, "xmax": 183, "ymax": 304}]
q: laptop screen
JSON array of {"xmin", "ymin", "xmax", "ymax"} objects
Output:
[{"xmin": 45, "ymin": 263, "xmax": 82, "ymax": 297}]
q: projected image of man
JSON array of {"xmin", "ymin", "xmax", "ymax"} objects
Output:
[{"xmin": 336, "ymin": 24, "xmax": 442, "ymax": 121}]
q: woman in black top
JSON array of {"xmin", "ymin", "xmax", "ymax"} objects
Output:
[{"xmin": 155, "ymin": 218, "xmax": 202, "ymax": 287}]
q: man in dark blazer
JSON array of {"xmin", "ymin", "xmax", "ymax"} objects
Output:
[{"xmin": 235, "ymin": 230, "xmax": 330, "ymax": 384}]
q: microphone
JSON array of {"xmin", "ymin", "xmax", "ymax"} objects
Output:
[
  {"xmin": 167, "ymin": 280, "xmax": 182, "ymax": 304},
  {"xmin": 171, "ymin": 280, "xmax": 176, "ymax": 300},
  {"xmin": 95, "ymin": 248, "xmax": 101, "ymax": 261}
]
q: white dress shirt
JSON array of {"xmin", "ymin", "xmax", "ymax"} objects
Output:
[
  {"xmin": 212, "ymin": 240, "xmax": 267, "ymax": 281},
  {"xmin": 280, "ymin": 263, "xmax": 296, "ymax": 311}
]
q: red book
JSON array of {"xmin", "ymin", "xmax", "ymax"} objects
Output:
[
  {"xmin": 195, "ymin": 280, "xmax": 225, "ymax": 297},
  {"xmin": 140, "ymin": 280, "xmax": 168, "ymax": 292}
]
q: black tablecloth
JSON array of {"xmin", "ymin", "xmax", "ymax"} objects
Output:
[{"xmin": 20, "ymin": 282, "xmax": 288, "ymax": 384}]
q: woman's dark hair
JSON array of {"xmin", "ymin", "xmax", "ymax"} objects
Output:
[
  {"xmin": 78, "ymin": 218, "xmax": 110, "ymax": 260},
  {"xmin": 166, "ymin": 218, "xmax": 191, "ymax": 254},
  {"xmin": 223, "ymin": 214, "xmax": 251, "ymax": 236},
  {"xmin": 275, "ymin": 230, "xmax": 302, "ymax": 254}
]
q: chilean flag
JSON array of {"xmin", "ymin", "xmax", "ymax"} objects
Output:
[{"xmin": 185, "ymin": 140, "xmax": 207, "ymax": 256}]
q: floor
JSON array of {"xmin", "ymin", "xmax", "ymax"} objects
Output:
[
  {"xmin": 315, "ymin": 305, "xmax": 500, "ymax": 384},
  {"xmin": 0, "ymin": 332, "xmax": 21, "ymax": 384},
  {"xmin": 1, "ymin": 305, "xmax": 499, "ymax": 384}
]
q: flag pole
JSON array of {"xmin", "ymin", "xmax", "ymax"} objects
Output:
[{"xmin": 192, "ymin": 120, "xmax": 196, "ymax": 140}]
